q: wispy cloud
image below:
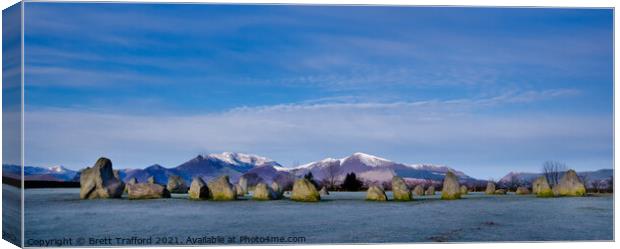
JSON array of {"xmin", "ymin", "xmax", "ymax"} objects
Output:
[
  {"xmin": 23, "ymin": 88, "xmax": 608, "ymax": 179},
  {"xmin": 230, "ymin": 88, "xmax": 581, "ymax": 113}
]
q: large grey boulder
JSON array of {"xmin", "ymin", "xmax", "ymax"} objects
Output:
[
  {"xmin": 207, "ymin": 176, "xmax": 237, "ymax": 201},
  {"xmin": 238, "ymin": 176, "xmax": 249, "ymax": 195},
  {"xmin": 188, "ymin": 177, "xmax": 209, "ymax": 200},
  {"xmin": 440, "ymin": 171, "xmax": 461, "ymax": 200},
  {"xmin": 366, "ymin": 185, "xmax": 388, "ymax": 201},
  {"xmin": 460, "ymin": 185, "xmax": 468, "ymax": 195},
  {"xmin": 425, "ymin": 186, "xmax": 436, "ymax": 196},
  {"xmin": 532, "ymin": 176, "xmax": 554, "ymax": 197},
  {"xmin": 167, "ymin": 175, "xmax": 188, "ymax": 194},
  {"xmin": 392, "ymin": 176, "xmax": 412, "ymax": 201},
  {"xmin": 291, "ymin": 179, "xmax": 320, "ymax": 202},
  {"xmin": 127, "ymin": 183, "xmax": 171, "ymax": 199},
  {"xmin": 270, "ymin": 182, "xmax": 283, "ymax": 200},
  {"xmin": 253, "ymin": 183, "xmax": 275, "ymax": 201},
  {"xmin": 319, "ymin": 186, "xmax": 330, "ymax": 196},
  {"xmin": 412, "ymin": 185, "xmax": 425, "ymax": 196},
  {"xmin": 485, "ymin": 182, "xmax": 496, "ymax": 195},
  {"xmin": 553, "ymin": 169, "xmax": 586, "ymax": 197},
  {"xmin": 80, "ymin": 157, "xmax": 125, "ymax": 199},
  {"xmin": 515, "ymin": 186, "xmax": 530, "ymax": 195},
  {"xmin": 124, "ymin": 177, "xmax": 138, "ymax": 193},
  {"xmin": 234, "ymin": 184, "xmax": 245, "ymax": 196}
]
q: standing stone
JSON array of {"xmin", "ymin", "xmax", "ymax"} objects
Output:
[
  {"xmin": 440, "ymin": 171, "xmax": 461, "ymax": 200},
  {"xmin": 494, "ymin": 189, "xmax": 507, "ymax": 195},
  {"xmin": 113, "ymin": 170, "xmax": 121, "ymax": 180},
  {"xmin": 392, "ymin": 176, "xmax": 412, "ymax": 201},
  {"xmin": 366, "ymin": 185, "xmax": 388, "ymax": 201},
  {"xmin": 234, "ymin": 184, "xmax": 245, "ymax": 196},
  {"xmin": 188, "ymin": 177, "xmax": 209, "ymax": 200},
  {"xmin": 319, "ymin": 186, "xmax": 330, "ymax": 196},
  {"xmin": 147, "ymin": 176, "xmax": 155, "ymax": 184},
  {"xmin": 167, "ymin": 175, "xmax": 188, "ymax": 194},
  {"xmin": 532, "ymin": 176, "xmax": 554, "ymax": 197},
  {"xmin": 253, "ymin": 183, "xmax": 275, "ymax": 201},
  {"xmin": 80, "ymin": 157, "xmax": 125, "ymax": 199},
  {"xmin": 127, "ymin": 183, "xmax": 171, "ymax": 199},
  {"xmin": 412, "ymin": 185, "xmax": 425, "ymax": 196},
  {"xmin": 485, "ymin": 182, "xmax": 496, "ymax": 195},
  {"xmin": 127, "ymin": 177, "xmax": 138, "ymax": 185},
  {"xmin": 552, "ymin": 169, "xmax": 586, "ymax": 197},
  {"xmin": 270, "ymin": 182, "xmax": 283, "ymax": 199},
  {"xmin": 291, "ymin": 179, "xmax": 320, "ymax": 202},
  {"xmin": 238, "ymin": 176, "xmax": 249, "ymax": 195},
  {"xmin": 425, "ymin": 186, "xmax": 436, "ymax": 196},
  {"xmin": 207, "ymin": 176, "xmax": 237, "ymax": 201},
  {"xmin": 460, "ymin": 185, "xmax": 468, "ymax": 195},
  {"xmin": 124, "ymin": 177, "xmax": 138, "ymax": 193},
  {"xmin": 515, "ymin": 186, "xmax": 530, "ymax": 195}
]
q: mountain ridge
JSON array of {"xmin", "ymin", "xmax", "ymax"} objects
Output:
[{"xmin": 3, "ymin": 152, "xmax": 612, "ymax": 189}]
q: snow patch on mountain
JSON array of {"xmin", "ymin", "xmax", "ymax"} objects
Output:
[
  {"xmin": 349, "ymin": 152, "xmax": 393, "ymax": 167},
  {"xmin": 207, "ymin": 152, "xmax": 280, "ymax": 167}
]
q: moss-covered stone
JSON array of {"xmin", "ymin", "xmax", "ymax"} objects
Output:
[
  {"xmin": 392, "ymin": 176, "xmax": 412, "ymax": 201},
  {"xmin": 459, "ymin": 185, "xmax": 468, "ymax": 195},
  {"xmin": 188, "ymin": 177, "xmax": 209, "ymax": 200},
  {"xmin": 552, "ymin": 169, "xmax": 586, "ymax": 197},
  {"xmin": 515, "ymin": 186, "xmax": 530, "ymax": 195},
  {"xmin": 532, "ymin": 176, "xmax": 554, "ymax": 197},
  {"xmin": 366, "ymin": 185, "xmax": 388, "ymax": 201},
  {"xmin": 238, "ymin": 176, "xmax": 249, "ymax": 195},
  {"xmin": 425, "ymin": 185, "xmax": 436, "ymax": 196},
  {"xmin": 485, "ymin": 182, "xmax": 496, "ymax": 195},
  {"xmin": 291, "ymin": 179, "xmax": 320, "ymax": 202},
  {"xmin": 207, "ymin": 175, "xmax": 237, "ymax": 201},
  {"xmin": 234, "ymin": 184, "xmax": 245, "ymax": 196},
  {"xmin": 253, "ymin": 183, "xmax": 275, "ymax": 201},
  {"xmin": 412, "ymin": 185, "xmax": 425, "ymax": 196},
  {"xmin": 440, "ymin": 171, "xmax": 461, "ymax": 200}
]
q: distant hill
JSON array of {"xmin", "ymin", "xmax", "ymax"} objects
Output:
[
  {"xmin": 3, "ymin": 152, "xmax": 611, "ymax": 189},
  {"xmin": 120, "ymin": 152, "xmax": 286, "ymax": 184},
  {"xmin": 289, "ymin": 152, "xmax": 480, "ymax": 185},
  {"xmin": 499, "ymin": 169, "xmax": 613, "ymax": 185},
  {"xmin": 3, "ymin": 164, "xmax": 79, "ymax": 182}
]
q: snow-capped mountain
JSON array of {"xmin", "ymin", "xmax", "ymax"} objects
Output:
[
  {"xmin": 121, "ymin": 152, "xmax": 284, "ymax": 184},
  {"xmin": 289, "ymin": 152, "xmax": 478, "ymax": 184},
  {"xmin": 208, "ymin": 152, "xmax": 280, "ymax": 167},
  {"xmin": 3, "ymin": 164, "xmax": 79, "ymax": 181}
]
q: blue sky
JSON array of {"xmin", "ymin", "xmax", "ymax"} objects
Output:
[{"xmin": 21, "ymin": 3, "xmax": 613, "ymax": 179}]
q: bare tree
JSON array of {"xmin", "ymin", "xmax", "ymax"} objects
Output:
[
  {"xmin": 542, "ymin": 161, "xmax": 566, "ymax": 187},
  {"xmin": 578, "ymin": 173, "xmax": 590, "ymax": 192},
  {"xmin": 423, "ymin": 179, "xmax": 434, "ymax": 189},
  {"xmin": 324, "ymin": 163, "xmax": 340, "ymax": 190},
  {"xmin": 505, "ymin": 175, "xmax": 522, "ymax": 191},
  {"xmin": 591, "ymin": 179, "xmax": 604, "ymax": 193}
]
